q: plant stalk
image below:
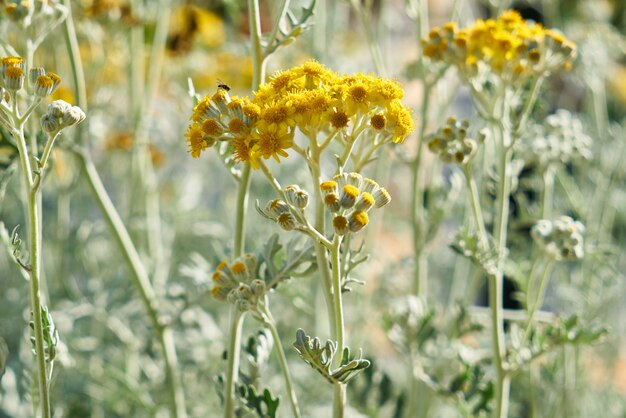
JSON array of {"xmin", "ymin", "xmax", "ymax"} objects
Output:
[
  {"xmin": 491, "ymin": 121, "xmax": 512, "ymax": 418},
  {"xmin": 73, "ymin": 149, "xmax": 186, "ymax": 418},
  {"xmin": 224, "ymin": 310, "xmax": 245, "ymax": 418},
  {"xmin": 15, "ymin": 124, "xmax": 51, "ymax": 418},
  {"xmin": 260, "ymin": 303, "xmax": 302, "ymax": 418}
]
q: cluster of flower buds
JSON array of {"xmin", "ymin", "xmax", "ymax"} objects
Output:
[
  {"xmin": 1, "ymin": 57, "xmax": 61, "ymax": 97},
  {"xmin": 426, "ymin": 117, "xmax": 480, "ymax": 166},
  {"xmin": 517, "ymin": 110, "xmax": 592, "ymax": 171},
  {"xmin": 531, "ymin": 216, "xmax": 585, "ymax": 261},
  {"xmin": 264, "ymin": 198, "xmax": 299, "ymax": 231},
  {"xmin": 320, "ymin": 172, "xmax": 390, "ymax": 235},
  {"xmin": 260, "ymin": 184, "xmax": 312, "ymax": 231},
  {"xmin": 421, "ymin": 10, "xmax": 576, "ymax": 81},
  {"xmin": 211, "ymin": 254, "xmax": 266, "ymax": 312},
  {"xmin": 40, "ymin": 100, "xmax": 86, "ymax": 134}
]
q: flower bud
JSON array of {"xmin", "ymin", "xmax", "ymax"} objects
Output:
[
  {"xmin": 62, "ymin": 106, "xmax": 86, "ymax": 127},
  {"xmin": 349, "ymin": 211, "xmax": 369, "ymax": 232},
  {"xmin": 320, "ymin": 180, "xmax": 338, "ymax": 196},
  {"xmin": 373, "ymin": 187, "xmax": 391, "ymax": 208},
  {"xmin": 324, "ymin": 193, "xmax": 341, "ymax": 212},
  {"xmin": 355, "ymin": 192, "xmax": 375, "ymax": 212},
  {"xmin": 266, "ymin": 199, "xmax": 289, "ymax": 218},
  {"xmin": 333, "ymin": 215, "xmax": 349, "ymax": 236},
  {"xmin": 48, "ymin": 100, "xmax": 72, "ymax": 118},
  {"xmin": 277, "ymin": 212, "xmax": 297, "ymax": 231},
  {"xmin": 285, "ymin": 185, "xmax": 309, "ymax": 209},
  {"xmin": 250, "ymin": 280, "xmax": 266, "ymax": 297},
  {"xmin": 40, "ymin": 114, "xmax": 60, "ymax": 134},
  {"xmin": 340, "ymin": 184, "xmax": 359, "ymax": 208}
]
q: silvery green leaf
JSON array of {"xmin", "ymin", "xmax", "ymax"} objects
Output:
[{"xmin": 293, "ymin": 329, "xmax": 370, "ymax": 384}]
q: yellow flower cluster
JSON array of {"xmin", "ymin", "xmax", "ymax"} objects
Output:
[
  {"xmin": 185, "ymin": 61, "xmax": 414, "ymax": 167},
  {"xmin": 422, "ymin": 10, "xmax": 576, "ymax": 79}
]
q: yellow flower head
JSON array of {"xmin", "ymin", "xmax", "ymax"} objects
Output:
[
  {"xmin": 251, "ymin": 123, "xmax": 293, "ymax": 163},
  {"xmin": 185, "ymin": 61, "xmax": 415, "ymax": 161},
  {"xmin": 422, "ymin": 10, "xmax": 576, "ymax": 79}
]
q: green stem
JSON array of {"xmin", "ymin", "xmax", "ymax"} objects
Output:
[
  {"xmin": 491, "ymin": 121, "xmax": 512, "ymax": 418},
  {"xmin": 224, "ymin": 310, "xmax": 245, "ymax": 418},
  {"xmin": 264, "ymin": 0, "xmax": 291, "ymax": 56},
  {"xmin": 260, "ymin": 303, "xmax": 301, "ymax": 418},
  {"xmin": 249, "ymin": 0, "xmax": 266, "ymax": 89},
  {"xmin": 15, "ymin": 125, "xmax": 51, "ymax": 418},
  {"xmin": 523, "ymin": 259, "xmax": 554, "ymax": 342},
  {"xmin": 464, "ymin": 166, "xmax": 489, "ymax": 250},
  {"xmin": 411, "ymin": 83, "xmax": 431, "ymax": 297},
  {"xmin": 72, "ymin": 148, "xmax": 186, "ymax": 418},
  {"xmin": 62, "ymin": 0, "xmax": 87, "ymax": 118},
  {"xmin": 308, "ymin": 133, "xmax": 337, "ymax": 336},
  {"xmin": 330, "ymin": 235, "xmax": 346, "ymax": 417},
  {"xmin": 222, "ymin": 1, "xmax": 265, "ymax": 415}
]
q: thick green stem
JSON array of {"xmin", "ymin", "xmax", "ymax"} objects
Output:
[
  {"xmin": 224, "ymin": 310, "xmax": 245, "ymax": 418},
  {"xmin": 73, "ymin": 149, "xmax": 186, "ymax": 418},
  {"xmin": 260, "ymin": 304, "xmax": 301, "ymax": 418},
  {"xmin": 15, "ymin": 126, "xmax": 51, "ymax": 418}
]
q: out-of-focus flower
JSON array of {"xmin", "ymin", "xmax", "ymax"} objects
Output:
[
  {"xmin": 422, "ymin": 10, "xmax": 576, "ymax": 82},
  {"xmin": 167, "ymin": 5, "xmax": 225, "ymax": 54},
  {"xmin": 426, "ymin": 117, "xmax": 479, "ymax": 166},
  {"xmin": 531, "ymin": 216, "xmax": 585, "ymax": 261},
  {"xmin": 517, "ymin": 110, "xmax": 592, "ymax": 171}
]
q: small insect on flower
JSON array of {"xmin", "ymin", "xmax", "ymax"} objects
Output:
[{"xmin": 217, "ymin": 79, "xmax": 231, "ymax": 91}]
